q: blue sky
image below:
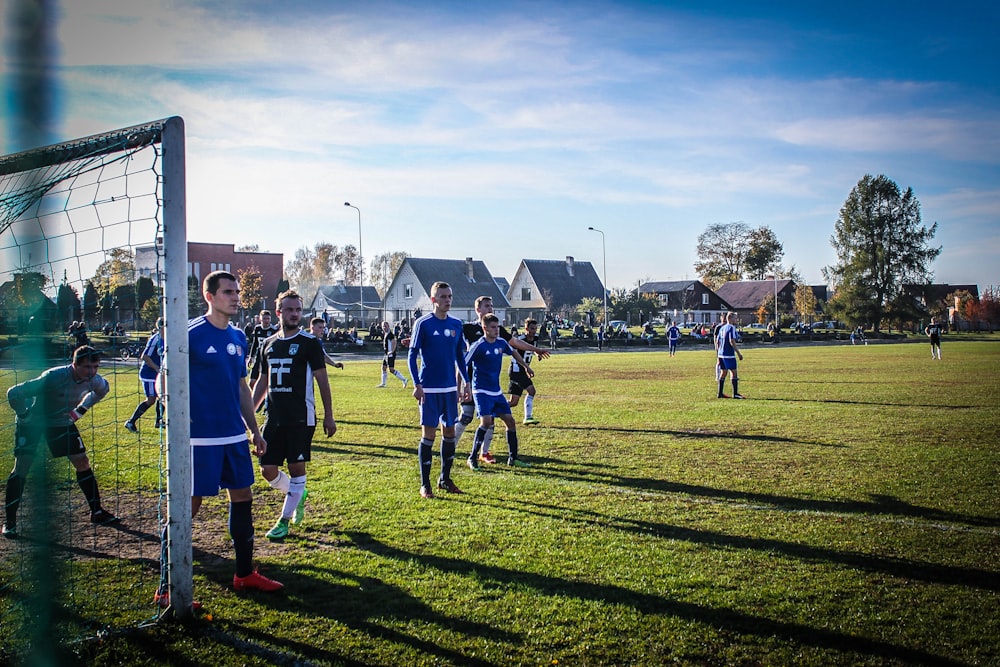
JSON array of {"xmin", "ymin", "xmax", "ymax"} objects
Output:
[{"xmin": 3, "ymin": 0, "xmax": 998, "ymax": 291}]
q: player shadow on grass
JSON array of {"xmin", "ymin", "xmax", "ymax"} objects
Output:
[
  {"xmin": 535, "ymin": 463, "xmax": 1000, "ymax": 529},
  {"xmin": 343, "ymin": 530, "xmax": 967, "ymax": 666},
  {"xmin": 195, "ymin": 556, "xmax": 513, "ymax": 667},
  {"xmin": 556, "ymin": 423, "xmax": 836, "ymax": 448}
]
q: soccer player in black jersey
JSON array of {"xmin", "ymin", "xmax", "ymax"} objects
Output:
[
  {"xmin": 246, "ymin": 309, "xmax": 279, "ymax": 384},
  {"xmin": 376, "ymin": 321, "xmax": 408, "ymax": 388},
  {"xmin": 508, "ymin": 318, "xmax": 542, "ymax": 424},
  {"xmin": 455, "ymin": 296, "xmax": 550, "ymax": 464},
  {"xmin": 251, "ymin": 291, "xmax": 337, "ymax": 540}
]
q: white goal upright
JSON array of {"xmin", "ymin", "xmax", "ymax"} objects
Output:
[{"xmin": 0, "ymin": 116, "xmax": 194, "ymax": 658}]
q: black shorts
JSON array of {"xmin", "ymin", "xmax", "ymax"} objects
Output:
[
  {"xmin": 508, "ymin": 372, "xmax": 533, "ymax": 396},
  {"xmin": 382, "ymin": 352, "xmax": 397, "ymax": 370},
  {"xmin": 259, "ymin": 420, "xmax": 315, "ymax": 466},
  {"xmin": 15, "ymin": 422, "xmax": 87, "ymax": 458}
]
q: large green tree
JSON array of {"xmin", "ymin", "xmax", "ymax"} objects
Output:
[
  {"xmin": 744, "ymin": 226, "xmax": 784, "ymax": 280},
  {"xmin": 825, "ymin": 174, "xmax": 940, "ymax": 330},
  {"xmin": 694, "ymin": 222, "xmax": 750, "ymax": 288}
]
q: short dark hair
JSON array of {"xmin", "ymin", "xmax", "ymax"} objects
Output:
[
  {"xmin": 525, "ymin": 318, "xmax": 538, "ymax": 327},
  {"xmin": 475, "ymin": 295, "xmax": 493, "ymax": 309},
  {"xmin": 203, "ymin": 270, "xmax": 237, "ymax": 295},
  {"xmin": 276, "ymin": 290, "xmax": 302, "ymax": 309},
  {"xmin": 72, "ymin": 345, "xmax": 101, "ymax": 364},
  {"xmin": 482, "ymin": 314, "xmax": 499, "ymax": 326},
  {"xmin": 310, "ymin": 317, "xmax": 325, "ymax": 327}
]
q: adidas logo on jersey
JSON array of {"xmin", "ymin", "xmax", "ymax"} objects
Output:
[{"xmin": 206, "ymin": 345, "xmax": 217, "ymax": 354}]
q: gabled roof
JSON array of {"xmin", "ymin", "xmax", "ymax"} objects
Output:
[
  {"xmin": 715, "ymin": 279, "xmax": 795, "ymax": 309},
  {"xmin": 314, "ymin": 283, "xmax": 382, "ymax": 309},
  {"xmin": 640, "ymin": 280, "xmax": 700, "ymax": 293},
  {"xmin": 517, "ymin": 258, "xmax": 605, "ymax": 310},
  {"xmin": 903, "ymin": 283, "xmax": 980, "ymax": 302},
  {"xmin": 405, "ymin": 258, "xmax": 510, "ymax": 307}
]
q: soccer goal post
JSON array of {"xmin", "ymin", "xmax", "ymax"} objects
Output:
[{"xmin": 0, "ymin": 116, "xmax": 194, "ymax": 659}]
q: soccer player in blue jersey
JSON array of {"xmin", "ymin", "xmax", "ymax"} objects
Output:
[
  {"xmin": 407, "ymin": 281, "xmax": 470, "ymax": 499},
  {"xmin": 667, "ymin": 321, "xmax": 681, "ymax": 357},
  {"xmin": 124, "ymin": 318, "xmax": 164, "ymax": 433},
  {"xmin": 155, "ymin": 271, "xmax": 281, "ymax": 610},
  {"xmin": 465, "ymin": 314, "xmax": 534, "ymax": 469},
  {"xmin": 715, "ymin": 312, "xmax": 745, "ymax": 399}
]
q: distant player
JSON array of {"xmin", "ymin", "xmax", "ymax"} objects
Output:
[
  {"xmin": 715, "ymin": 311, "xmax": 744, "ymax": 399},
  {"xmin": 666, "ymin": 321, "xmax": 681, "ymax": 357},
  {"xmin": 124, "ymin": 317, "xmax": 165, "ymax": 432},
  {"xmin": 466, "ymin": 314, "xmax": 534, "ymax": 469},
  {"xmin": 377, "ymin": 321, "xmax": 408, "ymax": 388},
  {"xmin": 407, "ymin": 282, "xmax": 470, "ymax": 499},
  {"xmin": 245, "ymin": 309, "xmax": 278, "ymax": 384},
  {"xmin": 508, "ymin": 318, "xmax": 542, "ymax": 425},
  {"xmin": 925, "ymin": 317, "xmax": 943, "ymax": 360},
  {"xmin": 308, "ymin": 318, "xmax": 345, "ymax": 369}
]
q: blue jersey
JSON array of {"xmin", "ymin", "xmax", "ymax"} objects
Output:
[
  {"xmin": 465, "ymin": 337, "xmax": 514, "ymax": 396},
  {"xmin": 188, "ymin": 316, "xmax": 249, "ymax": 446},
  {"xmin": 139, "ymin": 332, "xmax": 163, "ymax": 380},
  {"xmin": 667, "ymin": 325, "xmax": 681, "ymax": 341},
  {"xmin": 716, "ymin": 323, "xmax": 738, "ymax": 360},
  {"xmin": 407, "ymin": 313, "xmax": 468, "ymax": 393}
]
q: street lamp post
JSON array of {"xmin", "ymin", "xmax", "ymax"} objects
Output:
[
  {"xmin": 344, "ymin": 202, "xmax": 364, "ymax": 327},
  {"xmin": 587, "ymin": 226, "xmax": 608, "ymax": 328}
]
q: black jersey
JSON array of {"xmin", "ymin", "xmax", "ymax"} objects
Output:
[
  {"xmin": 247, "ymin": 323, "xmax": 279, "ymax": 364},
  {"xmin": 383, "ymin": 330, "xmax": 397, "ymax": 355},
  {"xmin": 510, "ymin": 333, "xmax": 538, "ymax": 375},
  {"xmin": 259, "ymin": 330, "xmax": 326, "ymax": 426}
]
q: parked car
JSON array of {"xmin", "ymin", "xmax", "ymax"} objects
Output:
[{"xmin": 747, "ymin": 323, "xmax": 767, "ymax": 330}]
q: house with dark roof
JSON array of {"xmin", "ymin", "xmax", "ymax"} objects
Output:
[
  {"xmin": 715, "ymin": 279, "xmax": 796, "ymax": 324},
  {"xmin": 309, "ymin": 281, "xmax": 383, "ymax": 326},
  {"xmin": 506, "ymin": 257, "xmax": 605, "ymax": 321},
  {"xmin": 382, "ymin": 257, "xmax": 509, "ymax": 325},
  {"xmin": 638, "ymin": 280, "xmax": 732, "ymax": 326},
  {"xmin": 901, "ymin": 283, "xmax": 980, "ymax": 330}
]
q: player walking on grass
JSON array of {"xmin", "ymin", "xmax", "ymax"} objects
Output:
[
  {"xmin": 3, "ymin": 345, "xmax": 119, "ymax": 538},
  {"xmin": 407, "ymin": 282, "xmax": 470, "ymax": 499},
  {"xmin": 667, "ymin": 321, "xmax": 681, "ymax": 357},
  {"xmin": 455, "ymin": 297, "xmax": 549, "ymax": 464},
  {"xmin": 252, "ymin": 291, "xmax": 337, "ymax": 541},
  {"xmin": 124, "ymin": 318, "xmax": 165, "ymax": 433},
  {"xmin": 377, "ymin": 320, "xmax": 408, "ymax": 388},
  {"xmin": 155, "ymin": 271, "xmax": 282, "ymax": 610},
  {"xmin": 925, "ymin": 317, "xmax": 943, "ymax": 360},
  {"xmin": 508, "ymin": 318, "xmax": 542, "ymax": 425},
  {"xmin": 466, "ymin": 315, "xmax": 534, "ymax": 469},
  {"xmin": 715, "ymin": 311, "xmax": 745, "ymax": 399}
]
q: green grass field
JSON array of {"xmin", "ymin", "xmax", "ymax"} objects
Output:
[{"xmin": 2, "ymin": 338, "xmax": 999, "ymax": 666}]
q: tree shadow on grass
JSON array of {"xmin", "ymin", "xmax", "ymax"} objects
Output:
[
  {"xmin": 344, "ymin": 530, "xmax": 967, "ymax": 667},
  {"xmin": 196, "ymin": 557, "xmax": 512, "ymax": 667},
  {"xmin": 476, "ymin": 496, "xmax": 1000, "ymax": 592},
  {"xmin": 752, "ymin": 397, "xmax": 977, "ymax": 409},
  {"xmin": 535, "ymin": 461, "xmax": 1000, "ymax": 529},
  {"xmin": 555, "ymin": 423, "xmax": 838, "ymax": 448}
]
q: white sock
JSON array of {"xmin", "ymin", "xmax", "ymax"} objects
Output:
[
  {"xmin": 393, "ymin": 370, "xmax": 406, "ymax": 382},
  {"xmin": 380, "ymin": 370, "xmax": 388, "ymax": 385},
  {"xmin": 282, "ymin": 475, "xmax": 306, "ymax": 520},
  {"xmin": 267, "ymin": 470, "xmax": 290, "ymax": 494},
  {"xmin": 524, "ymin": 395, "xmax": 534, "ymax": 419}
]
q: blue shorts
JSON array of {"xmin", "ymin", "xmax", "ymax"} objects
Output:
[
  {"xmin": 474, "ymin": 392, "xmax": 512, "ymax": 418},
  {"xmin": 718, "ymin": 357, "xmax": 738, "ymax": 371},
  {"xmin": 669, "ymin": 339, "xmax": 679, "ymax": 351},
  {"xmin": 140, "ymin": 375, "xmax": 158, "ymax": 399},
  {"xmin": 419, "ymin": 391, "xmax": 459, "ymax": 428},
  {"xmin": 192, "ymin": 441, "xmax": 255, "ymax": 497}
]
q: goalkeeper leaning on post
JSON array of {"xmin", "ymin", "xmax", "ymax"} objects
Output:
[{"xmin": 3, "ymin": 345, "xmax": 120, "ymax": 539}]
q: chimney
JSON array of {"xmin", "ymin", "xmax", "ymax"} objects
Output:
[
  {"xmin": 466, "ymin": 257, "xmax": 475, "ymax": 282},
  {"xmin": 566, "ymin": 256, "xmax": 575, "ymax": 277}
]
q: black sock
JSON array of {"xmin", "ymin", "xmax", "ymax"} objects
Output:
[
  {"xmin": 507, "ymin": 430, "xmax": 519, "ymax": 462},
  {"xmin": 418, "ymin": 439, "xmax": 433, "ymax": 488},
  {"xmin": 76, "ymin": 468, "xmax": 101, "ymax": 513},
  {"xmin": 440, "ymin": 437, "xmax": 456, "ymax": 481},
  {"xmin": 733, "ymin": 378, "xmax": 739, "ymax": 396},
  {"xmin": 718, "ymin": 378, "xmax": 726, "ymax": 397},
  {"xmin": 158, "ymin": 523, "xmax": 168, "ymax": 593},
  {"xmin": 229, "ymin": 500, "xmax": 254, "ymax": 578},
  {"xmin": 129, "ymin": 401, "xmax": 151, "ymax": 424},
  {"xmin": 155, "ymin": 402, "xmax": 163, "ymax": 423},
  {"xmin": 471, "ymin": 427, "xmax": 486, "ymax": 460},
  {"xmin": 5, "ymin": 473, "xmax": 24, "ymax": 525}
]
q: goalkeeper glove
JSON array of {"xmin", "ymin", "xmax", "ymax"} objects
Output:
[{"xmin": 69, "ymin": 405, "xmax": 89, "ymax": 422}]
